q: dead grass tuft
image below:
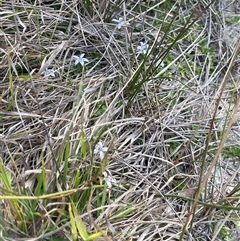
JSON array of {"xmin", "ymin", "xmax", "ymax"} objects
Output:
[{"xmin": 1, "ymin": 0, "xmax": 240, "ymax": 240}]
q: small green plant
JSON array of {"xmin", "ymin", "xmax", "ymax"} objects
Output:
[
  {"xmin": 226, "ymin": 16, "xmax": 240, "ymax": 24},
  {"xmin": 168, "ymin": 141, "xmax": 181, "ymax": 156},
  {"xmin": 223, "ymin": 145, "xmax": 240, "ymax": 158},
  {"xmin": 211, "ymin": 220, "xmax": 232, "ymax": 240}
]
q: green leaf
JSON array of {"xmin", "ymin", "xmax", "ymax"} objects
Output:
[{"xmin": 71, "ymin": 202, "xmax": 89, "ymax": 240}]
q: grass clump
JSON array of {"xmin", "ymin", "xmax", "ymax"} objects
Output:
[{"xmin": 1, "ymin": 0, "xmax": 240, "ymax": 240}]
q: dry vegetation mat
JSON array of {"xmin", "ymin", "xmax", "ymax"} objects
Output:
[{"xmin": 1, "ymin": 0, "xmax": 240, "ymax": 240}]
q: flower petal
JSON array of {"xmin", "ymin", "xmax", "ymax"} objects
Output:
[
  {"xmin": 110, "ymin": 177, "xmax": 116, "ymax": 184},
  {"xmin": 102, "ymin": 147, "xmax": 108, "ymax": 152},
  {"xmin": 97, "ymin": 142, "xmax": 103, "ymax": 147},
  {"xmin": 82, "ymin": 58, "xmax": 89, "ymax": 63},
  {"xmin": 106, "ymin": 179, "xmax": 112, "ymax": 188},
  {"xmin": 72, "ymin": 55, "xmax": 78, "ymax": 59},
  {"xmin": 103, "ymin": 171, "xmax": 108, "ymax": 178},
  {"xmin": 75, "ymin": 60, "xmax": 80, "ymax": 65},
  {"xmin": 99, "ymin": 151, "xmax": 105, "ymax": 160}
]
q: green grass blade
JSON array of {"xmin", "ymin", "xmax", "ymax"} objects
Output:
[{"xmin": 69, "ymin": 203, "xmax": 78, "ymax": 241}]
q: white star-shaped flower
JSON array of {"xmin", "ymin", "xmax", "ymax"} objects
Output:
[
  {"xmin": 137, "ymin": 42, "xmax": 149, "ymax": 55},
  {"xmin": 103, "ymin": 171, "xmax": 116, "ymax": 189},
  {"xmin": 72, "ymin": 53, "xmax": 89, "ymax": 66},
  {"xmin": 41, "ymin": 68, "xmax": 56, "ymax": 78},
  {"xmin": 94, "ymin": 141, "xmax": 108, "ymax": 160},
  {"xmin": 112, "ymin": 17, "xmax": 129, "ymax": 29}
]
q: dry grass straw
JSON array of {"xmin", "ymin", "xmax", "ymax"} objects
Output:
[{"xmin": 1, "ymin": 0, "xmax": 240, "ymax": 240}]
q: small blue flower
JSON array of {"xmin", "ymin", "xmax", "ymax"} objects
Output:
[
  {"xmin": 72, "ymin": 53, "xmax": 89, "ymax": 66},
  {"xmin": 94, "ymin": 141, "xmax": 107, "ymax": 160},
  {"xmin": 137, "ymin": 42, "xmax": 149, "ymax": 55},
  {"xmin": 41, "ymin": 68, "xmax": 56, "ymax": 78},
  {"xmin": 112, "ymin": 17, "xmax": 129, "ymax": 29},
  {"xmin": 103, "ymin": 171, "xmax": 116, "ymax": 189}
]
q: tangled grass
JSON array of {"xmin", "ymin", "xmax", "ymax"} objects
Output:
[{"xmin": 1, "ymin": 0, "xmax": 240, "ymax": 240}]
